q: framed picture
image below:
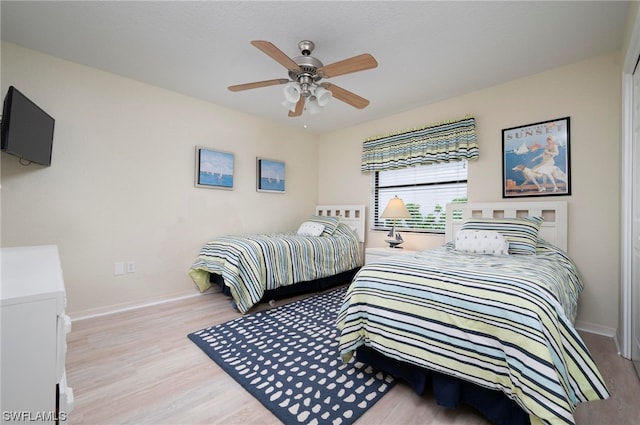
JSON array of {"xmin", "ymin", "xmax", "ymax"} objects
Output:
[
  {"xmin": 256, "ymin": 158, "xmax": 285, "ymax": 193},
  {"xmin": 502, "ymin": 117, "xmax": 571, "ymax": 198},
  {"xmin": 194, "ymin": 146, "xmax": 234, "ymax": 189}
]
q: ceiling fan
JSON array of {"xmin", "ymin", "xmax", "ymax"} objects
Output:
[{"xmin": 228, "ymin": 40, "xmax": 378, "ymax": 117}]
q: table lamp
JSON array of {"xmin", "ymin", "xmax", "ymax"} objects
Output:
[{"xmin": 381, "ymin": 195, "xmax": 411, "ymax": 248}]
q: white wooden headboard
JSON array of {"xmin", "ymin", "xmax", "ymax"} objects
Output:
[
  {"xmin": 445, "ymin": 201, "xmax": 568, "ymax": 251},
  {"xmin": 315, "ymin": 204, "xmax": 366, "ymax": 243}
]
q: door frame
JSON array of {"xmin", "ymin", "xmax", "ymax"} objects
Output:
[{"xmin": 620, "ymin": 5, "xmax": 640, "ymax": 359}]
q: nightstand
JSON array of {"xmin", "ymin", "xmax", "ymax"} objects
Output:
[{"xmin": 365, "ymin": 247, "xmax": 418, "ymax": 265}]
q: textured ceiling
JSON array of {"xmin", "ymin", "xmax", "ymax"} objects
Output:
[{"xmin": 0, "ymin": 1, "xmax": 631, "ymax": 134}]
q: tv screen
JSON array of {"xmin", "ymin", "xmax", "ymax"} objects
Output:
[{"xmin": 1, "ymin": 86, "xmax": 55, "ymax": 166}]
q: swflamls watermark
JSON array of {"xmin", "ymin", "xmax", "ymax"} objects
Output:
[{"xmin": 2, "ymin": 411, "xmax": 68, "ymax": 422}]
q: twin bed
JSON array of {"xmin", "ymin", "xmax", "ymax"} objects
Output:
[
  {"xmin": 189, "ymin": 204, "xmax": 366, "ymax": 313},
  {"xmin": 337, "ymin": 201, "xmax": 609, "ymax": 425},
  {"xmin": 189, "ymin": 201, "xmax": 609, "ymax": 425}
]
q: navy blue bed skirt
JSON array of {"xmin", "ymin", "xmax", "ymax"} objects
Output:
[
  {"xmin": 209, "ymin": 267, "xmax": 359, "ymax": 303},
  {"xmin": 356, "ymin": 346, "xmax": 530, "ymax": 425}
]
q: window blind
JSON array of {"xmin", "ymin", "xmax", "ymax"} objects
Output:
[{"xmin": 373, "ymin": 161, "xmax": 468, "ymax": 233}]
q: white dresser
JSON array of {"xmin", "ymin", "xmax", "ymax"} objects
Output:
[{"xmin": 1, "ymin": 245, "xmax": 73, "ymax": 423}]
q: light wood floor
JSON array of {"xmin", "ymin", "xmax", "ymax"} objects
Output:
[{"xmin": 66, "ymin": 287, "xmax": 640, "ymax": 425}]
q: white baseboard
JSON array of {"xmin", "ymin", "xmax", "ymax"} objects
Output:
[
  {"xmin": 69, "ymin": 289, "xmax": 213, "ymax": 322},
  {"xmin": 613, "ymin": 334, "xmax": 629, "ymax": 359},
  {"xmin": 574, "ymin": 319, "xmax": 617, "ymax": 338}
]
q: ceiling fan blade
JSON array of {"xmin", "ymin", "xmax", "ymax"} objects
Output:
[
  {"xmin": 318, "ymin": 53, "xmax": 378, "ymax": 78},
  {"xmin": 288, "ymin": 97, "xmax": 305, "ymax": 117},
  {"xmin": 251, "ymin": 40, "xmax": 300, "ymax": 72},
  {"xmin": 228, "ymin": 78, "xmax": 289, "ymax": 92},
  {"xmin": 321, "ymin": 83, "xmax": 370, "ymax": 109}
]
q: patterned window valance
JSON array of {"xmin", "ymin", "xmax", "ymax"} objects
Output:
[{"xmin": 361, "ymin": 115, "xmax": 478, "ymax": 173}]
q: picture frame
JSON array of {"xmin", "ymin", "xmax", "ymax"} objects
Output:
[
  {"xmin": 194, "ymin": 146, "xmax": 234, "ymax": 190},
  {"xmin": 502, "ymin": 117, "xmax": 571, "ymax": 198},
  {"xmin": 256, "ymin": 157, "xmax": 285, "ymax": 193}
]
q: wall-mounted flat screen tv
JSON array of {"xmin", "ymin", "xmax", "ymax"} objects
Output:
[{"xmin": 1, "ymin": 86, "xmax": 55, "ymax": 166}]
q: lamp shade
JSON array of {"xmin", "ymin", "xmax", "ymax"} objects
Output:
[
  {"xmin": 381, "ymin": 196, "xmax": 411, "ymax": 219},
  {"xmin": 307, "ymin": 98, "xmax": 322, "ymax": 115},
  {"xmin": 283, "ymin": 82, "xmax": 301, "ymax": 103},
  {"xmin": 282, "ymin": 99, "xmax": 298, "ymax": 112},
  {"xmin": 314, "ymin": 86, "xmax": 332, "ymax": 107}
]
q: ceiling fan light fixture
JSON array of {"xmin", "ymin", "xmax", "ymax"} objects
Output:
[
  {"xmin": 283, "ymin": 82, "xmax": 301, "ymax": 103},
  {"xmin": 307, "ymin": 97, "xmax": 322, "ymax": 115},
  {"xmin": 282, "ymin": 99, "xmax": 298, "ymax": 113},
  {"xmin": 314, "ymin": 86, "xmax": 332, "ymax": 107}
]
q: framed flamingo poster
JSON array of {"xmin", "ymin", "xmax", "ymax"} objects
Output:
[
  {"xmin": 195, "ymin": 146, "xmax": 234, "ymax": 189},
  {"xmin": 502, "ymin": 117, "xmax": 571, "ymax": 198}
]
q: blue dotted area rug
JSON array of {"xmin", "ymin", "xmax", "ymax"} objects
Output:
[{"xmin": 188, "ymin": 286, "xmax": 395, "ymax": 425}]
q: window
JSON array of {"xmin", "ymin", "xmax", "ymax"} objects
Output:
[{"xmin": 373, "ymin": 161, "xmax": 468, "ymax": 233}]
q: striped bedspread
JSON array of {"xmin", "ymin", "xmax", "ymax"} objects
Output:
[
  {"xmin": 189, "ymin": 226, "xmax": 361, "ymax": 313},
  {"xmin": 336, "ymin": 241, "xmax": 609, "ymax": 425}
]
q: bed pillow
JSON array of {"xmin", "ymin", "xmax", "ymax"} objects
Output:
[
  {"xmin": 309, "ymin": 215, "xmax": 341, "ymax": 236},
  {"xmin": 296, "ymin": 221, "xmax": 325, "ymax": 237},
  {"xmin": 332, "ymin": 222, "xmax": 358, "ymax": 239},
  {"xmin": 454, "ymin": 230, "xmax": 509, "ymax": 255},
  {"xmin": 459, "ymin": 216, "xmax": 543, "ymax": 255}
]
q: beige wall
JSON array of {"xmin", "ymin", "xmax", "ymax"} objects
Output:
[
  {"xmin": 0, "ymin": 42, "xmax": 319, "ymax": 316},
  {"xmin": 318, "ymin": 52, "xmax": 622, "ymax": 334}
]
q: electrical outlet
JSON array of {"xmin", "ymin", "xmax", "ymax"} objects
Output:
[
  {"xmin": 114, "ymin": 262, "xmax": 125, "ymax": 276},
  {"xmin": 127, "ymin": 261, "xmax": 136, "ymax": 273}
]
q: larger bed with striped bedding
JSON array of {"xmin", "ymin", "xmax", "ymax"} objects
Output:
[{"xmin": 336, "ymin": 202, "xmax": 609, "ymax": 425}]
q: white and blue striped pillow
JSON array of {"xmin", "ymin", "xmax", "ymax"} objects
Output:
[
  {"xmin": 331, "ymin": 223, "xmax": 358, "ymax": 239},
  {"xmin": 309, "ymin": 215, "xmax": 341, "ymax": 236},
  {"xmin": 459, "ymin": 216, "xmax": 543, "ymax": 255}
]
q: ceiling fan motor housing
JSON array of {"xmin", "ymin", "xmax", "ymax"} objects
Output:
[
  {"xmin": 289, "ymin": 59, "xmax": 323, "ymax": 82},
  {"xmin": 288, "ymin": 40, "xmax": 324, "ymax": 93}
]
